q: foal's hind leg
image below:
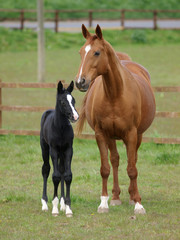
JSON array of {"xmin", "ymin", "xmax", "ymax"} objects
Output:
[
  {"xmin": 108, "ymin": 139, "xmax": 121, "ymax": 206},
  {"xmin": 125, "ymin": 130, "xmax": 146, "ymax": 214},
  {"xmin": 41, "ymin": 138, "xmax": 50, "ymax": 211},
  {"xmin": 50, "ymin": 148, "xmax": 61, "ymax": 216},
  {"xmin": 63, "ymin": 146, "xmax": 73, "ymax": 217}
]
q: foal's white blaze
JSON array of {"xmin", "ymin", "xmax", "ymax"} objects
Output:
[
  {"xmin": 77, "ymin": 44, "xmax": 91, "ymax": 83},
  {"xmin": 67, "ymin": 94, "xmax": 79, "ymax": 120}
]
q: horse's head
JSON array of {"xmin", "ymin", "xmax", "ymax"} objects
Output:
[
  {"xmin": 57, "ymin": 81, "xmax": 79, "ymax": 123},
  {"xmin": 75, "ymin": 24, "xmax": 108, "ymax": 92}
]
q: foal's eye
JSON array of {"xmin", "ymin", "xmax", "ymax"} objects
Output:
[{"xmin": 94, "ymin": 51, "xmax": 100, "ymax": 56}]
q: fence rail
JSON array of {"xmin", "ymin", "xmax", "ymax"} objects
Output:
[
  {"xmin": 0, "ymin": 81, "xmax": 180, "ymax": 144},
  {"xmin": 0, "ymin": 9, "xmax": 180, "ymax": 32}
]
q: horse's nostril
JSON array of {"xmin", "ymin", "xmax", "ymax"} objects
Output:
[{"xmin": 82, "ymin": 78, "xmax": 85, "ymax": 85}]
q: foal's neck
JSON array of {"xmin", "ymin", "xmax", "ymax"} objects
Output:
[
  {"xmin": 102, "ymin": 41, "xmax": 124, "ymax": 99},
  {"xmin": 54, "ymin": 104, "xmax": 69, "ymax": 128}
]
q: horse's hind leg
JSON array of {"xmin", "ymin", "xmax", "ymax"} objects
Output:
[
  {"xmin": 108, "ymin": 139, "xmax": 121, "ymax": 206},
  {"xmin": 41, "ymin": 138, "xmax": 50, "ymax": 211},
  {"xmin": 125, "ymin": 130, "xmax": 146, "ymax": 214}
]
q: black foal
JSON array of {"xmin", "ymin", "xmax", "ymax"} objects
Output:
[{"xmin": 40, "ymin": 81, "xmax": 79, "ymax": 217}]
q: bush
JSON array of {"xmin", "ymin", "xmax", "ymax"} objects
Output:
[{"xmin": 131, "ymin": 30, "xmax": 147, "ymax": 43}]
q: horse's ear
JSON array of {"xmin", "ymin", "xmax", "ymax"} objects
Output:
[
  {"xmin": 67, "ymin": 81, "xmax": 74, "ymax": 93},
  {"xmin": 82, "ymin": 24, "xmax": 91, "ymax": 39},
  {"xmin": 57, "ymin": 81, "xmax": 64, "ymax": 94},
  {"xmin": 95, "ymin": 24, "xmax": 103, "ymax": 40}
]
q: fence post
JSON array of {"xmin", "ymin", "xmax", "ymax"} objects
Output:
[
  {"xmin": 121, "ymin": 9, "xmax": 125, "ymax": 29},
  {"xmin": 0, "ymin": 80, "xmax": 2, "ymax": 129},
  {"xmin": 153, "ymin": 10, "xmax": 157, "ymax": 30},
  {"xmin": 20, "ymin": 9, "xmax": 25, "ymax": 30},
  {"xmin": 55, "ymin": 10, "xmax": 59, "ymax": 33},
  {"xmin": 88, "ymin": 10, "xmax": 93, "ymax": 28}
]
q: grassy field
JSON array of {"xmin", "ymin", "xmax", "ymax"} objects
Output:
[{"xmin": 0, "ymin": 135, "xmax": 180, "ymax": 240}]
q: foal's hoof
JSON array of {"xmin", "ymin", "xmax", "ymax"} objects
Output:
[
  {"xmin": 110, "ymin": 199, "xmax": 122, "ymax": 206},
  {"xmin": 66, "ymin": 205, "xmax": 73, "ymax": 217},
  {"xmin": 41, "ymin": 199, "xmax": 48, "ymax": 211},
  {"xmin": 97, "ymin": 207, "xmax": 109, "ymax": 213},
  {"xmin": 134, "ymin": 202, "xmax": 146, "ymax": 215},
  {"xmin": 52, "ymin": 197, "xmax": 59, "ymax": 216}
]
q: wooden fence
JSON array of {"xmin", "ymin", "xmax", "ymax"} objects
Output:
[
  {"xmin": 0, "ymin": 81, "xmax": 180, "ymax": 144},
  {"xmin": 0, "ymin": 9, "xmax": 180, "ymax": 32}
]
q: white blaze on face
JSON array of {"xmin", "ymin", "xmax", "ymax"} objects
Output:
[
  {"xmin": 67, "ymin": 94, "xmax": 79, "ymax": 121},
  {"xmin": 77, "ymin": 44, "xmax": 91, "ymax": 83}
]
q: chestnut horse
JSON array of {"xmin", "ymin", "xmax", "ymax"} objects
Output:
[{"xmin": 75, "ymin": 25, "xmax": 156, "ymax": 214}]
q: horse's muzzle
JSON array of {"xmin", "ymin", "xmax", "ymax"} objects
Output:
[{"xmin": 75, "ymin": 78, "xmax": 89, "ymax": 92}]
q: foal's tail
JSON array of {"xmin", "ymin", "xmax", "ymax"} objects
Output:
[{"xmin": 75, "ymin": 92, "xmax": 88, "ymax": 135}]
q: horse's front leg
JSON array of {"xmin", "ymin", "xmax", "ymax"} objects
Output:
[
  {"xmin": 125, "ymin": 129, "xmax": 146, "ymax": 214},
  {"xmin": 50, "ymin": 148, "xmax": 61, "ymax": 216},
  {"xmin": 63, "ymin": 145, "xmax": 73, "ymax": 217},
  {"xmin": 95, "ymin": 131, "xmax": 110, "ymax": 213},
  {"xmin": 108, "ymin": 139, "xmax": 121, "ymax": 206}
]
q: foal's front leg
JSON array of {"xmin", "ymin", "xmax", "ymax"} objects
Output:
[{"xmin": 50, "ymin": 148, "xmax": 61, "ymax": 216}]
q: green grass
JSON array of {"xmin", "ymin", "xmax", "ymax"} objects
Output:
[
  {"xmin": 0, "ymin": 0, "xmax": 180, "ymax": 20},
  {"xmin": 0, "ymin": 135, "xmax": 180, "ymax": 240},
  {"xmin": 1, "ymin": 28, "xmax": 180, "ymax": 52}
]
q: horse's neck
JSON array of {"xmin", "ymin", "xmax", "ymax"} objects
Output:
[
  {"xmin": 54, "ymin": 105, "xmax": 68, "ymax": 129},
  {"xmin": 102, "ymin": 41, "xmax": 125, "ymax": 99}
]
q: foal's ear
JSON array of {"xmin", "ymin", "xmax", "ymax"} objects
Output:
[
  {"xmin": 57, "ymin": 81, "xmax": 64, "ymax": 94},
  {"xmin": 67, "ymin": 81, "xmax": 74, "ymax": 93},
  {"xmin": 95, "ymin": 24, "xmax": 103, "ymax": 40},
  {"xmin": 82, "ymin": 24, "xmax": 91, "ymax": 39}
]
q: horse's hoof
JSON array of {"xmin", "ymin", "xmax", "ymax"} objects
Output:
[
  {"xmin": 134, "ymin": 202, "xmax": 146, "ymax": 215},
  {"xmin": 110, "ymin": 199, "xmax": 122, "ymax": 206},
  {"xmin": 129, "ymin": 200, "xmax": 135, "ymax": 205},
  {"xmin": 97, "ymin": 207, "xmax": 109, "ymax": 213}
]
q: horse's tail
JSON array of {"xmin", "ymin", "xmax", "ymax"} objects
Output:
[{"xmin": 76, "ymin": 91, "xmax": 88, "ymax": 135}]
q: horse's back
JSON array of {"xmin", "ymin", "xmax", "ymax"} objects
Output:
[
  {"xmin": 121, "ymin": 61, "xmax": 155, "ymax": 133},
  {"xmin": 121, "ymin": 60, "xmax": 151, "ymax": 83}
]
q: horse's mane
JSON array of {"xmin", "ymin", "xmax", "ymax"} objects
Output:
[{"xmin": 75, "ymin": 80, "xmax": 95, "ymax": 135}]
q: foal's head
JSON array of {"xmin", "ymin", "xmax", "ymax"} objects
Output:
[
  {"xmin": 57, "ymin": 81, "xmax": 79, "ymax": 123},
  {"xmin": 75, "ymin": 24, "xmax": 108, "ymax": 92}
]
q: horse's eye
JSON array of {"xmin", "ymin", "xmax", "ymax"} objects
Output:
[{"xmin": 94, "ymin": 51, "xmax": 100, "ymax": 56}]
